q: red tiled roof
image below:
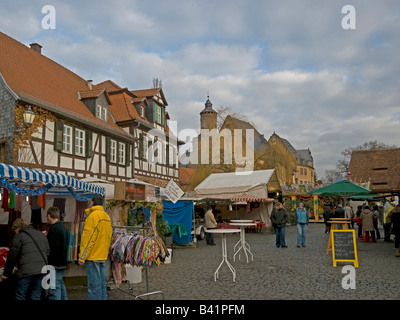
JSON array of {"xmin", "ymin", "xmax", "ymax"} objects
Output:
[
  {"xmin": 349, "ymin": 148, "xmax": 400, "ymax": 192},
  {"xmin": 93, "ymin": 80, "xmax": 122, "ymax": 92},
  {"xmin": 0, "ymin": 32, "xmax": 129, "ymax": 139},
  {"xmin": 79, "ymin": 88, "xmax": 107, "ymax": 99},
  {"xmin": 108, "ymin": 91, "xmax": 151, "ymax": 126},
  {"xmin": 131, "ymin": 88, "xmax": 168, "ymax": 106}
]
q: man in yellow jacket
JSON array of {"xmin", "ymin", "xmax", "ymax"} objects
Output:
[{"xmin": 78, "ymin": 194, "xmax": 112, "ymax": 300}]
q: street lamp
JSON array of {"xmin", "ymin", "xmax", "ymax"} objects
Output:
[{"xmin": 22, "ymin": 106, "xmax": 35, "ymax": 125}]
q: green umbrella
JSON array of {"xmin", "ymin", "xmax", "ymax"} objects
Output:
[{"xmin": 309, "ymin": 180, "xmax": 370, "ymax": 198}]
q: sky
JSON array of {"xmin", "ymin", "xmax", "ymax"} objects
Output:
[{"xmin": 1, "ymin": 0, "xmax": 399, "ymax": 180}]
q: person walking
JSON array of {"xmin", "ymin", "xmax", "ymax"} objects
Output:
[
  {"xmin": 1, "ymin": 219, "xmax": 50, "ymax": 300},
  {"xmin": 333, "ymin": 204, "xmax": 345, "ymax": 218},
  {"xmin": 344, "ymin": 203, "xmax": 354, "ymax": 228},
  {"xmin": 323, "ymin": 206, "xmax": 333, "ymax": 234},
  {"xmin": 383, "ymin": 203, "xmax": 394, "ymax": 242},
  {"xmin": 78, "ymin": 195, "xmax": 112, "ymax": 300},
  {"xmin": 372, "ymin": 205, "xmax": 381, "ymax": 239},
  {"xmin": 295, "ymin": 203, "xmax": 309, "ymax": 247},
  {"xmin": 360, "ymin": 205, "xmax": 376, "ymax": 243},
  {"xmin": 355, "ymin": 205, "xmax": 363, "ymax": 238},
  {"xmin": 391, "ymin": 204, "xmax": 400, "ymax": 257},
  {"xmin": 46, "ymin": 206, "xmax": 69, "ymax": 300},
  {"xmin": 270, "ymin": 202, "xmax": 287, "ymax": 247},
  {"xmin": 204, "ymin": 206, "xmax": 217, "ymax": 245}
]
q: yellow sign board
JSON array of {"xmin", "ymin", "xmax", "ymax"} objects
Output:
[{"xmin": 331, "ymin": 229, "xmax": 359, "ymax": 268}]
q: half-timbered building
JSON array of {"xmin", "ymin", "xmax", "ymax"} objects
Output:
[
  {"xmin": 0, "ymin": 32, "xmax": 134, "ymax": 181},
  {"xmin": 0, "ymin": 31, "xmax": 181, "ymax": 193},
  {"xmin": 93, "ymin": 83, "xmax": 180, "ymax": 187}
]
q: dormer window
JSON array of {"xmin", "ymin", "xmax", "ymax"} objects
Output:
[
  {"xmin": 96, "ymin": 104, "xmax": 108, "ymax": 122},
  {"xmin": 140, "ymin": 105, "xmax": 145, "ymax": 118},
  {"xmin": 153, "ymin": 102, "xmax": 164, "ymax": 125}
]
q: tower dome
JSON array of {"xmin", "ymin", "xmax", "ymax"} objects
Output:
[{"xmin": 200, "ymin": 96, "xmax": 217, "ymax": 129}]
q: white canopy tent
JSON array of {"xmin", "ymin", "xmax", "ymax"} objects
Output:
[
  {"xmin": 194, "ymin": 169, "xmax": 280, "ymax": 201},
  {"xmin": 194, "ymin": 169, "xmax": 281, "ymax": 224}
]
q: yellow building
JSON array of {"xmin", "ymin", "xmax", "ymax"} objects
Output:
[{"xmin": 268, "ymin": 133, "xmax": 315, "ymax": 184}]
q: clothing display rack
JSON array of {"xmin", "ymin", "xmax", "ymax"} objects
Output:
[{"xmin": 110, "ymin": 225, "xmax": 169, "ymax": 299}]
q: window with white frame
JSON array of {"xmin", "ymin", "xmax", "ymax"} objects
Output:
[
  {"xmin": 63, "ymin": 125, "xmax": 72, "ymax": 153},
  {"xmin": 75, "ymin": 128, "xmax": 85, "ymax": 156},
  {"xmin": 157, "ymin": 105, "xmax": 162, "ymax": 123},
  {"xmin": 169, "ymin": 145, "xmax": 175, "ymax": 166},
  {"xmin": 110, "ymin": 139, "xmax": 117, "ymax": 163},
  {"xmin": 118, "ymin": 142, "xmax": 125, "ymax": 165},
  {"xmin": 96, "ymin": 104, "xmax": 108, "ymax": 122},
  {"xmin": 143, "ymin": 134, "xmax": 148, "ymax": 160}
]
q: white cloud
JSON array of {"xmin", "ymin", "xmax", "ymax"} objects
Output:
[{"xmin": 1, "ymin": 0, "xmax": 399, "ymax": 180}]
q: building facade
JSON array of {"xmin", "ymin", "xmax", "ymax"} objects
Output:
[
  {"xmin": 268, "ymin": 133, "xmax": 315, "ymax": 185},
  {"xmin": 348, "ymin": 148, "xmax": 400, "ymax": 194},
  {"xmin": 0, "ymin": 32, "xmax": 179, "ymax": 187}
]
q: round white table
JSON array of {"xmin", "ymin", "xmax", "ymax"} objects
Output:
[
  {"xmin": 230, "ymin": 219, "xmax": 253, "ymax": 223},
  {"xmin": 230, "ymin": 222, "xmax": 256, "ymax": 263},
  {"xmin": 205, "ymin": 228, "xmax": 241, "ymax": 282}
]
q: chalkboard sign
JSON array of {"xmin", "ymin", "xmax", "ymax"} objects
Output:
[{"xmin": 331, "ymin": 230, "xmax": 358, "ymax": 267}]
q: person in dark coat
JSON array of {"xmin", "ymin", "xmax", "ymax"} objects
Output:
[
  {"xmin": 333, "ymin": 204, "xmax": 345, "ymax": 218},
  {"xmin": 391, "ymin": 204, "xmax": 400, "ymax": 257},
  {"xmin": 361, "ymin": 205, "xmax": 376, "ymax": 243},
  {"xmin": 355, "ymin": 205, "xmax": 363, "ymax": 238},
  {"xmin": 323, "ymin": 206, "xmax": 333, "ymax": 233},
  {"xmin": 46, "ymin": 207, "xmax": 69, "ymax": 300},
  {"xmin": 270, "ymin": 202, "xmax": 288, "ymax": 247},
  {"xmin": 1, "ymin": 219, "xmax": 50, "ymax": 300}
]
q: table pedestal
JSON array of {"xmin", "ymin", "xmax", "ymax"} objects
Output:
[
  {"xmin": 215, "ymin": 233, "xmax": 237, "ymax": 282},
  {"xmin": 206, "ymin": 229, "xmax": 240, "ymax": 282},
  {"xmin": 233, "ymin": 226, "xmax": 253, "ymax": 263}
]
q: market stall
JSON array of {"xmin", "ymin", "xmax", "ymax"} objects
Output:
[
  {"xmin": 281, "ymin": 183, "xmax": 329, "ymax": 221},
  {"xmin": 194, "ymin": 169, "xmax": 279, "ymax": 227},
  {"xmin": 0, "ymin": 163, "xmax": 105, "ymax": 249},
  {"xmin": 161, "ymin": 200, "xmax": 193, "ymax": 245},
  {"xmin": 102, "ymin": 179, "xmax": 170, "ymax": 299}
]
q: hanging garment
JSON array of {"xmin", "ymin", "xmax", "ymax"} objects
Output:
[
  {"xmin": 1, "ymin": 188, "xmax": 9, "ymax": 212},
  {"xmin": 8, "ymin": 191, "xmax": 15, "ymax": 210},
  {"xmin": 31, "ymin": 208, "xmax": 42, "ymax": 225},
  {"xmin": 75, "ymin": 200, "xmax": 88, "ymax": 222},
  {"xmin": 53, "ymin": 198, "xmax": 66, "ymax": 221},
  {"xmin": 37, "ymin": 185, "xmax": 46, "ymax": 209},
  {"xmin": 8, "ymin": 209, "xmax": 21, "ymax": 226},
  {"xmin": 15, "ymin": 192, "xmax": 23, "ymax": 211},
  {"xmin": 29, "ymin": 185, "xmax": 35, "ymax": 207}
]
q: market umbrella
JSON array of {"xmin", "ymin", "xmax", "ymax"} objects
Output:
[{"xmin": 308, "ymin": 180, "xmax": 370, "ymax": 203}]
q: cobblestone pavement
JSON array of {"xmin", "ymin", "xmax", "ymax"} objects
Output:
[{"xmin": 67, "ymin": 223, "xmax": 400, "ymax": 300}]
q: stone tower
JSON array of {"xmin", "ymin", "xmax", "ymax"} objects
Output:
[{"xmin": 200, "ymin": 97, "xmax": 217, "ymax": 130}]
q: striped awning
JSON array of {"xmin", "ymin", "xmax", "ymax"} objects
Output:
[
  {"xmin": 0, "ymin": 163, "xmax": 105, "ymax": 197},
  {"xmin": 194, "ymin": 193, "xmax": 274, "ymax": 203},
  {"xmin": 228, "ymin": 194, "xmax": 274, "ymax": 203}
]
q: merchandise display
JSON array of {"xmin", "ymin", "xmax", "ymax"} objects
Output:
[{"xmin": 109, "ymin": 231, "xmax": 170, "ymax": 285}]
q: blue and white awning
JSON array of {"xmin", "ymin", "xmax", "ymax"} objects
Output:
[{"xmin": 0, "ymin": 163, "xmax": 105, "ymax": 200}]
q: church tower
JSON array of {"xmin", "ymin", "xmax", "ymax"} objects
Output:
[{"xmin": 200, "ymin": 97, "xmax": 217, "ymax": 130}]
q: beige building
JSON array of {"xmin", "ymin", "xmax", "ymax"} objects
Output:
[{"xmin": 268, "ymin": 133, "xmax": 315, "ymax": 185}]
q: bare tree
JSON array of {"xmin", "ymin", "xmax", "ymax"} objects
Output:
[
  {"xmin": 152, "ymin": 78, "xmax": 162, "ymax": 88},
  {"xmin": 215, "ymin": 105, "xmax": 254, "ymax": 130},
  {"xmin": 324, "ymin": 140, "xmax": 398, "ymax": 182}
]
